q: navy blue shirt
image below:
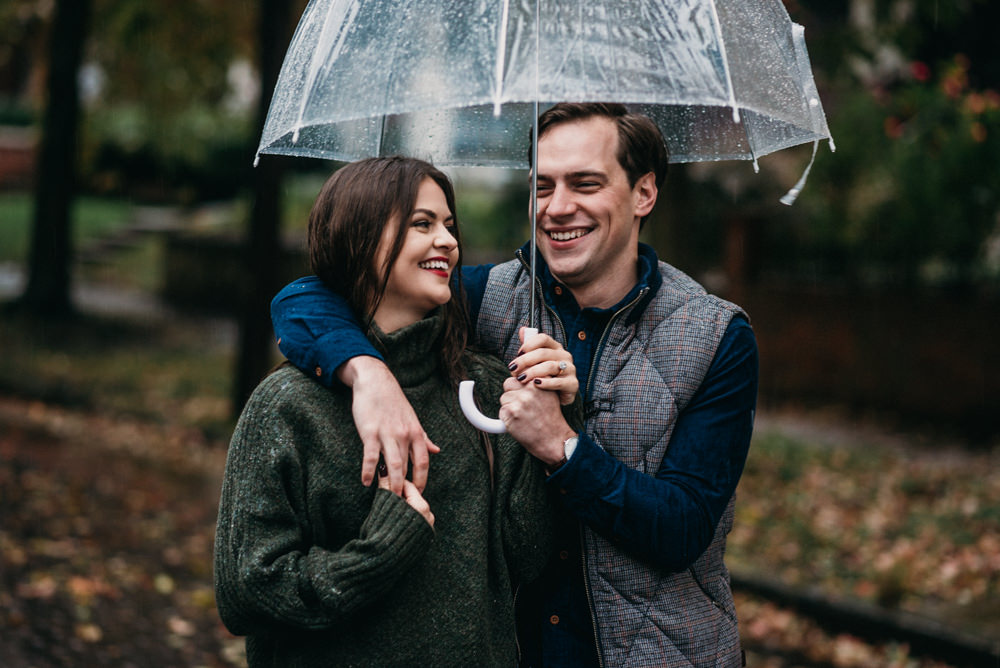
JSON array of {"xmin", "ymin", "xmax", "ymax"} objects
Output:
[{"xmin": 270, "ymin": 244, "xmax": 758, "ymax": 666}]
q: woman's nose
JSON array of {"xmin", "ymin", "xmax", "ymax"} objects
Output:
[{"xmin": 435, "ymin": 224, "xmax": 458, "ymax": 250}]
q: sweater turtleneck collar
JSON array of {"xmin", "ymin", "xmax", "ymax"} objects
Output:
[{"xmin": 368, "ymin": 313, "xmax": 445, "ymax": 387}]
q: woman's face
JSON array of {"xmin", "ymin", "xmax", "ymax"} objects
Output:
[{"xmin": 372, "ymin": 178, "xmax": 459, "ymax": 332}]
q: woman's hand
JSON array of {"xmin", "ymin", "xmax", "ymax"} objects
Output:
[
  {"xmin": 506, "ymin": 327, "xmax": 578, "ymax": 405},
  {"xmin": 379, "ymin": 466, "xmax": 435, "ymax": 528}
]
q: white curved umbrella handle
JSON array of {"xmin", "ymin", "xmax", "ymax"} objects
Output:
[{"xmin": 459, "ymin": 327, "xmax": 538, "ymax": 433}]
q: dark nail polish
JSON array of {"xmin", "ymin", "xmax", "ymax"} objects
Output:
[
  {"xmin": 516, "ymin": 349, "xmax": 524, "ymax": 356},
  {"xmin": 517, "ymin": 373, "xmax": 527, "ymax": 382},
  {"xmin": 508, "ymin": 361, "xmax": 517, "ymax": 371},
  {"xmin": 534, "ymin": 378, "xmax": 542, "ymax": 385},
  {"xmin": 377, "ymin": 462, "xmax": 388, "ymax": 478}
]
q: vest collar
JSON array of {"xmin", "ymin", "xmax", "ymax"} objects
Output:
[{"xmin": 515, "ymin": 242, "xmax": 662, "ymax": 323}]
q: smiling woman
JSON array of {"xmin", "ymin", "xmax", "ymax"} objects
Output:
[
  {"xmin": 214, "ymin": 156, "xmax": 566, "ymax": 668},
  {"xmin": 373, "ymin": 178, "xmax": 459, "ymax": 334},
  {"xmin": 306, "ymin": 156, "xmax": 469, "ymax": 383}
]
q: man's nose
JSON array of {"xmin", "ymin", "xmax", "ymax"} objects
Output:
[{"xmin": 544, "ymin": 184, "xmax": 575, "ymax": 218}]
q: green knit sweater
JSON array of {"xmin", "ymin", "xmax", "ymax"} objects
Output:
[{"xmin": 214, "ymin": 315, "xmax": 552, "ymax": 667}]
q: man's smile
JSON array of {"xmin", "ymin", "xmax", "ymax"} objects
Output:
[{"xmin": 546, "ymin": 228, "xmax": 592, "ymax": 242}]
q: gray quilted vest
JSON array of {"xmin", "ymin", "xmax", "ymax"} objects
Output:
[{"xmin": 476, "ymin": 255, "xmax": 746, "ymax": 668}]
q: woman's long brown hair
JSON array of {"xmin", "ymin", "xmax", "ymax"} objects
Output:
[{"xmin": 308, "ymin": 156, "xmax": 469, "ymax": 386}]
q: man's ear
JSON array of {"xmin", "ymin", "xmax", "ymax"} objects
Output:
[{"xmin": 633, "ymin": 172, "xmax": 657, "ymax": 218}]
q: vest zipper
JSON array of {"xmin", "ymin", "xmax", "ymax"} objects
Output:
[
  {"xmin": 584, "ymin": 287, "xmax": 650, "ymax": 400},
  {"xmin": 580, "ymin": 523, "xmax": 605, "ymax": 667},
  {"xmin": 578, "ymin": 289, "xmax": 647, "ymax": 666}
]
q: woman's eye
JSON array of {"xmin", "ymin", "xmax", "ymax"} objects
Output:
[{"xmin": 412, "ymin": 220, "xmax": 431, "ymax": 228}]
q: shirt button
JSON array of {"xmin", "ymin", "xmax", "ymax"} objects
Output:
[
  {"xmin": 577, "ymin": 330, "xmax": 587, "ymax": 341},
  {"xmin": 314, "ymin": 366, "xmax": 323, "ymax": 377},
  {"xmin": 549, "ymin": 615, "xmax": 560, "ymax": 625},
  {"xmin": 559, "ymin": 550, "xmax": 569, "ymax": 560},
  {"xmin": 554, "ymin": 286, "xmax": 563, "ymax": 296}
]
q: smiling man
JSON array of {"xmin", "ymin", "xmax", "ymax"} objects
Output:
[{"xmin": 269, "ymin": 103, "xmax": 758, "ymax": 667}]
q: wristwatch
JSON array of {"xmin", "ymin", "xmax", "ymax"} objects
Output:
[{"xmin": 545, "ymin": 435, "xmax": 578, "ymax": 475}]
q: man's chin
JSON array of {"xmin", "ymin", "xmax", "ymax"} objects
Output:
[{"xmin": 542, "ymin": 257, "xmax": 586, "ymax": 287}]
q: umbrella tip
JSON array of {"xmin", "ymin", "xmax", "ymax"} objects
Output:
[
  {"xmin": 292, "ymin": 129, "xmax": 300, "ymax": 143},
  {"xmin": 253, "ymin": 154, "xmax": 260, "ymax": 168},
  {"xmin": 779, "ymin": 188, "xmax": 801, "ymax": 206},
  {"xmin": 732, "ymin": 106, "xmax": 741, "ymax": 123},
  {"xmin": 493, "ymin": 100, "xmax": 502, "ymax": 117}
]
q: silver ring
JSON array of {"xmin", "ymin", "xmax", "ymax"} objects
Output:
[{"xmin": 558, "ymin": 361, "xmax": 568, "ymax": 376}]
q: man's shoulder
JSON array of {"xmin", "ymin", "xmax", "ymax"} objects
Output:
[
  {"xmin": 484, "ymin": 257, "xmax": 524, "ymax": 282},
  {"xmin": 650, "ymin": 262, "xmax": 744, "ymax": 317},
  {"xmin": 654, "ymin": 260, "xmax": 708, "ymax": 297},
  {"xmin": 476, "ymin": 259, "xmax": 529, "ymax": 315}
]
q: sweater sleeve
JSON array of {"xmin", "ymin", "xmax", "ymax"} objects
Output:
[{"xmin": 213, "ymin": 378, "xmax": 434, "ymax": 635}]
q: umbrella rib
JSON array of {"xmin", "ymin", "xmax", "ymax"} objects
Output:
[
  {"xmin": 707, "ymin": 1, "xmax": 740, "ymax": 123},
  {"xmin": 376, "ymin": 2, "xmax": 412, "ymax": 157},
  {"xmin": 493, "ymin": 0, "xmax": 510, "ymax": 115},
  {"xmin": 294, "ymin": 0, "xmax": 357, "ymax": 143}
]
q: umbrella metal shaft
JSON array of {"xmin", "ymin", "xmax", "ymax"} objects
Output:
[
  {"xmin": 528, "ymin": 0, "xmax": 539, "ymax": 331},
  {"xmin": 529, "ymin": 99, "xmax": 538, "ymax": 331}
]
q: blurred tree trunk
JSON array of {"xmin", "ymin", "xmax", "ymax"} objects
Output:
[
  {"xmin": 18, "ymin": 0, "xmax": 91, "ymax": 316},
  {"xmin": 232, "ymin": 0, "xmax": 293, "ymax": 414}
]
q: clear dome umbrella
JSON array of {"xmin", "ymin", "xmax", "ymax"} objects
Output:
[{"xmin": 256, "ymin": 0, "xmax": 835, "ymax": 432}]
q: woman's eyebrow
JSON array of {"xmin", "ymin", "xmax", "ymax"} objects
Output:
[{"xmin": 411, "ymin": 208, "xmax": 453, "ymax": 221}]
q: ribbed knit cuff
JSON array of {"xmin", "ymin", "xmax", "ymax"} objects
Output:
[{"xmin": 361, "ymin": 489, "xmax": 434, "ymax": 566}]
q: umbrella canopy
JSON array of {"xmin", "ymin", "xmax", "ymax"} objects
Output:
[
  {"xmin": 257, "ymin": 0, "xmax": 835, "ymax": 432},
  {"xmin": 256, "ymin": 0, "xmax": 833, "ymax": 171}
]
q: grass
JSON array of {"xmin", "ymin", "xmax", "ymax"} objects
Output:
[
  {"xmin": 0, "ymin": 193, "xmax": 136, "ymax": 263},
  {"xmin": 0, "ymin": 311, "xmax": 237, "ymax": 441}
]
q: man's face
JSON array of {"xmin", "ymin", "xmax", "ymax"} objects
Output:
[{"xmin": 534, "ymin": 116, "xmax": 656, "ymax": 309}]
